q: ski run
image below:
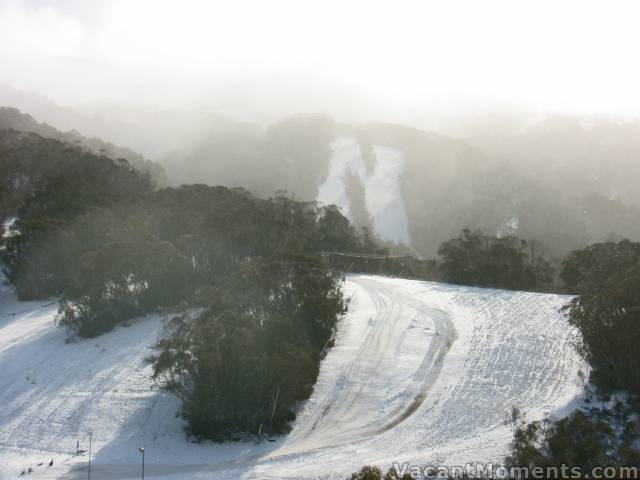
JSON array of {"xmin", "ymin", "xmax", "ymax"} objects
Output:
[{"xmin": 0, "ymin": 274, "xmax": 586, "ymax": 479}]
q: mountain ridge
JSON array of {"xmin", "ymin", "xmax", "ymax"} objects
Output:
[{"xmin": 0, "ymin": 106, "xmax": 167, "ymax": 186}]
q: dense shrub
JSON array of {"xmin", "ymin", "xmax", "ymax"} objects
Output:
[
  {"xmin": 3, "ymin": 170, "xmax": 376, "ymax": 337},
  {"xmin": 151, "ymin": 257, "xmax": 346, "ymax": 438},
  {"xmin": 348, "ymin": 465, "xmax": 413, "ymax": 480},
  {"xmin": 561, "ymin": 240, "xmax": 640, "ymax": 395},
  {"xmin": 1, "ymin": 134, "xmax": 153, "ymax": 299},
  {"xmin": 437, "ymin": 228, "xmax": 554, "ymax": 291},
  {"xmin": 561, "ymin": 239, "xmax": 640, "ymax": 294},
  {"xmin": 507, "ymin": 408, "xmax": 640, "ymax": 472}
]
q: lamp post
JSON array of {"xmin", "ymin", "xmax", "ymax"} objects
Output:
[
  {"xmin": 139, "ymin": 447, "xmax": 145, "ymax": 480},
  {"xmin": 87, "ymin": 431, "xmax": 92, "ymax": 480}
]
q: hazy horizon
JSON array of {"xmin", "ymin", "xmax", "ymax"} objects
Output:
[{"xmin": 2, "ymin": 0, "xmax": 640, "ymax": 129}]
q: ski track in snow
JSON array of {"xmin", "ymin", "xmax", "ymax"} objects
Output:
[{"xmin": 0, "ymin": 275, "xmax": 585, "ymax": 479}]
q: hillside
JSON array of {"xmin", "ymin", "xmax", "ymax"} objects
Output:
[
  {"xmin": 0, "ymin": 129, "xmax": 153, "ymax": 237},
  {"xmin": 3, "ymin": 103, "xmax": 640, "ymax": 258},
  {"xmin": 160, "ymin": 115, "xmax": 640, "ymax": 258},
  {"xmin": 0, "ymin": 274, "xmax": 585, "ymax": 479},
  {"xmin": 0, "ymin": 83, "xmax": 236, "ymax": 161},
  {"xmin": 458, "ymin": 113, "xmax": 640, "ymax": 208},
  {"xmin": 3, "ymin": 100, "xmax": 640, "ymax": 263},
  {"xmin": 0, "ymin": 107, "xmax": 167, "ymax": 187}
]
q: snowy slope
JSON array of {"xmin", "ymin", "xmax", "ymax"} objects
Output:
[
  {"xmin": 317, "ymin": 138, "xmax": 410, "ymax": 244},
  {"xmin": 0, "ymin": 275, "xmax": 585, "ymax": 479}
]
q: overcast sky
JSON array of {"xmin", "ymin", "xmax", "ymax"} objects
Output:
[{"xmin": 1, "ymin": 0, "xmax": 640, "ymax": 119}]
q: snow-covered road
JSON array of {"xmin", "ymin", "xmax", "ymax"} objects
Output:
[{"xmin": 0, "ymin": 275, "xmax": 586, "ymax": 479}]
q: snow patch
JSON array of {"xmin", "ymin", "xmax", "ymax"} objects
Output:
[
  {"xmin": 2, "ymin": 216, "xmax": 17, "ymax": 240},
  {"xmin": 317, "ymin": 138, "xmax": 410, "ymax": 244},
  {"xmin": 317, "ymin": 138, "xmax": 360, "ymax": 219},
  {"xmin": 497, "ymin": 215, "xmax": 519, "ymax": 238}
]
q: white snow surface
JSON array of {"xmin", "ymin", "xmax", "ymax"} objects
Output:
[
  {"xmin": 1, "ymin": 217, "xmax": 17, "ymax": 240},
  {"xmin": 317, "ymin": 138, "xmax": 410, "ymax": 245},
  {"xmin": 0, "ymin": 274, "xmax": 586, "ymax": 479}
]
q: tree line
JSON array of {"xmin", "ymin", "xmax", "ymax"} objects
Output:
[{"xmin": 436, "ymin": 227, "xmax": 554, "ymax": 291}]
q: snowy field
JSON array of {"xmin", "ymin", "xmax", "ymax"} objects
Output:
[{"xmin": 0, "ymin": 274, "xmax": 586, "ymax": 479}]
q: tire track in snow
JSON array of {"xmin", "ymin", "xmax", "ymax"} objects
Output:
[
  {"xmin": 272, "ymin": 275, "xmax": 456, "ymax": 455},
  {"xmin": 0, "ymin": 275, "xmax": 585, "ymax": 480}
]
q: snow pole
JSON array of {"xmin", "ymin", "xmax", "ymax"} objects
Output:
[{"xmin": 270, "ymin": 387, "xmax": 280, "ymax": 431}]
